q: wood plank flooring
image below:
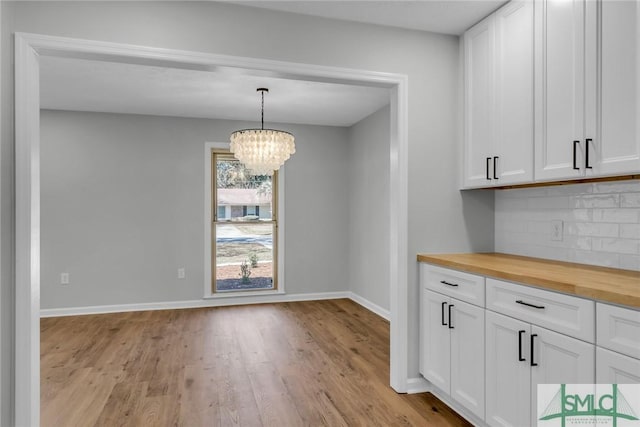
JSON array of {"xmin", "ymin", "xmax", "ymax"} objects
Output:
[{"xmin": 41, "ymin": 299, "xmax": 472, "ymax": 426}]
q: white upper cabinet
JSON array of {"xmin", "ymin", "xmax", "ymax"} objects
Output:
[
  {"xmin": 536, "ymin": 0, "xmax": 640, "ymax": 181},
  {"xmin": 464, "ymin": 16, "xmax": 495, "ymax": 188},
  {"xmin": 534, "ymin": 0, "xmax": 586, "ymax": 181},
  {"xmin": 463, "ymin": 1, "xmax": 534, "ymax": 188},
  {"xmin": 494, "ymin": 1, "xmax": 535, "ymax": 185},
  {"xmin": 586, "ymin": 0, "xmax": 640, "ymax": 176}
]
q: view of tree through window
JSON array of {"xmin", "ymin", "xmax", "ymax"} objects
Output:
[{"xmin": 212, "ymin": 152, "xmax": 277, "ymax": 292}]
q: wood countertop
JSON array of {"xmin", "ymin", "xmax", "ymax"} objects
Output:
[{"xmin": 416, "ymin": 253, "xmax": 640, "ymax": 308}]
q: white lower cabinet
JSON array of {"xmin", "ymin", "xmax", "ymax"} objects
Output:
[
  {"xmin": 485, "ymin": 311, "xmax": 595, "ymax": 427},
  {"xmin": 596, "ymin": 347, "xmax": 640, "ymax": 384},
  {"xmin": 421, "ymin": 289, "xmax": 485, "ymax": 420}
]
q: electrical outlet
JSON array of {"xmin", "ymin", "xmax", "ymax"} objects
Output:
[
  {"xmin": 177, "ymin": 268, "xmax": 185, "ymax": 279},
  {"xmin": 60, "ymin": 273, "xmax": 70, "ymax": 285},
  {"xmin": 551, "ymin": 220, "xmax": 563, "ymax": 241}
]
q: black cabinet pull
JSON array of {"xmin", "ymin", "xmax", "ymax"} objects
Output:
[
  {"xmin": 516, "ymin": 300, "xmax": 545, "ymax": 310},
  {"xmin": 448, "ymin": 304, "xmax": 454, "ymax": 329},
  {"xmin": 586, "ymin": 138, "xmax": 593, "ymax": 169},
  {"xmin": 530, "ymin": 334, "xmax": 538, "ymax": 366},
  {"xmin": 493, "ymin": 156, "xmax": 499, "ymax": 180},
  {"xmin": 440, "ymin": 280, "xmax": 459, "ymax": 287},
  {"xmin": 486, "ymin": 157, "xmax": 492, "ymax": 180},
  {"xmin": 441, "ymin": 302, "xmax": 447, "ymax": 326},
  {"xmin": 518, "ymin": 330, "xmax": 526, "ymax": 361},
  {"xmin": 573, "ymin": 140, "xmax": 580, "ymax": 170}
]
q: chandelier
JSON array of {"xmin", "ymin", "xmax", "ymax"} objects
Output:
[{"xmin": 230, "ymin": 88, "xmax": 295, "ymax": 176}]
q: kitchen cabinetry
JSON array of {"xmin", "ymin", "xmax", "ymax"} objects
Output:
[
  {"xmin": 463, "ymin": 0, "xmax": 534, "ymax": 188},
  {"xmin": 418, "ymin": 255, "xmax": 639, "ymax": 427},
  {"xmin": 485, "ymin": 280, "xmax": 595, "ymax": 427},
  {"xmin": 420, "ymin": 266, "xmax": 485, "ymax": 420},
  {"xmin": 535, "ymin": 0, "xmax": 640, "ymax": 181}
]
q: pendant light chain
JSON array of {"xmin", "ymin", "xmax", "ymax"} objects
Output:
[{"xmin": 261, "ymin": 89, "xmax": 265, "ymax": 130}]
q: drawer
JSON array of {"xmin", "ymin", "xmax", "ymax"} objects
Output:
[
  {"xmin": 486, "ymin": 278, "xmax": 595, "ymax": 342},
  {"xmin": 420, "ymin": 264, "xmax": 485, "ymax": 307},
  {"xmin": 597, "ymin": 303, "xmax": 640, "ymax": 359}
]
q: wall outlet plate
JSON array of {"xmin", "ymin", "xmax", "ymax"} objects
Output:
[
  {"xmin": 551, "ymin": 220, "xmax": 563, "ymax": 241},
  {"xmin": 178, "ymin": 268, "xmax": 185, "ymax": 279},
  {"xmin": 60, "ymin": 272, "xmax": 70, "ymax": 285}
]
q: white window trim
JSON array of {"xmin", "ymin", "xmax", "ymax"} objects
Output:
[{"xmin": 203, "ymin": 142, "xmax": 285, "ymax": 298}]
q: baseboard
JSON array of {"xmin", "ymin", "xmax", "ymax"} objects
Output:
[
  {"xmin": 406, "ymin": 376, "xmax": 431, "ymax": 394},
  {"xmin": 348, "ymin": 292, "xmax": 391, "ymax": 321},
  {"xmin": 40, "ymin": 291, "xmax": 351, "ymax": 318}
]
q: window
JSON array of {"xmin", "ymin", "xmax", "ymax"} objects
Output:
[{"xmin": 211, "ymin": 150, "xmax": 278, "ymax": 293}]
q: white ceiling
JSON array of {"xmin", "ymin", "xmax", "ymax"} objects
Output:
[
  {"xmin": 40, "ymin": 56, "xmax": 391, "ymax": 127},
  {"xmin": 40, "ymin": 1, "xmax": 507, "ymax": 126},
  {"xmin": 233, "ymin": 0, "xmax": 507, "ymax": 35}
]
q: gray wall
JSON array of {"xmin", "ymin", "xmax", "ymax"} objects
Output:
[
  {"xmin": 1, "ymin": 2, "xmax": 496, "ymax": 422},
  {"xmin": 347, "ymin": 106, "xmax": 390, "ymax": 311},
  {"xmin": 40, "ymin": 110, "xmax": 349, "ymax": 309}
]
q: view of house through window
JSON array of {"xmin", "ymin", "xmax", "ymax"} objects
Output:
[{"xmin": 212, "ymin": 151, "xmax": 277, "ymax": 293}]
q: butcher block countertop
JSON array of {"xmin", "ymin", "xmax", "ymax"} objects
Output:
[{"xmin": 417, "ymin": 252, "xmax": 640, "ymax": 308}]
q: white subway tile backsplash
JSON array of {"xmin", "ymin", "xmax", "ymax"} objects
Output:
[
  {"xmin": 621, "ymin": 192, "xmax": 640, "ymax": 208},
  {"xmin": 591, "ymin": 238, "xmax": 639, "ymax": 255},
  {"xmin": 570, "ymin": 194, "xmax": 620, "ymax": 208},
  {"xmin": 592, "ymin": 209, "xmax": 640, "ymax": 223},
  {"xmin": 565, "ymin": 222, "xmax": 619, "ymax": 238},
  {"xmin": 495, "ymin": 179, "xmax": 640, "ymax": 271},
  {"xmin": 619, "ymin": 254, "xmax": 640, "ymax": 271},
  {"xmin": 620, "ymin": 224, "xmax": 640, "ymax": 239}
]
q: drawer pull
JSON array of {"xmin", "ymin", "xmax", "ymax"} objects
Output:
[
  {"xmin": 530, "ymin": 334, "xmax": 538, "ymax": 367},
  {"xmin": 516, "ymin": 300, "xmax": 545, "ymax": 310},
  {"xmin": 440, "ymin": 280, "xmax": 459, "ymax": 287},
  {"xmin": 441, "ymin": 302, "xmax": 447, "ymax": 326},
  {"xmin": 518, "ymin": 330, "xmax": 526, "ymax": 362},
  {"xmin": 448, "ymin": 304, "xmax": 454, "ymax": 329}
]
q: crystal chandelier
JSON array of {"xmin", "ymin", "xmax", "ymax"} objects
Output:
[{"xmin": 230, "ymin": 88, "xmax": 295, "ymax": 176}]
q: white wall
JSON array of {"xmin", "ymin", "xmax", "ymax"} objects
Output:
[
  {"xmin": 496, "ymin": 179, "xmax": 640, "ymax": 271},
  {"xmin": 347, "ymin": 106, "xmax": 390, "ymax": 311},
  {"xmin": 40, "ymin": 110, "xmax": 350, "ymax": 309},
  {"xmin": 1, "ymin": 2, "xmax": 495, "ymax": 419}
]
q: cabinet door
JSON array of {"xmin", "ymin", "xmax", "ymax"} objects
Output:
[
  {"xmin": 421, "ymin": 290, "xmax": 450, "ymax": 392},
  {"xmin": 494, "ymin": 0, "xmax": 534, "ymax": 185},
  {"xmin": 596, "ymin": 347, "xmax": 640, "ymax": 384},
  {"xmin": 450, "ymin": 299, "xmax": 485, "ymax": 420},
  {"xmin": 464, "ymin": 16, "xmax": 495, "ymax": 188},
  {"xmin": 585, "ymin": 0, "xmax": 640, "ymax": 177},
  {"xmin": 530, "ymin": 325, "xmax": 595, "ymax": 427},
  {"xmin": 535, "ymin": 0, "xmax": 586, "ymax": 181},
  {"xmin": 486, "ymin": 311, "xmax": 531, "ymax": 427}
]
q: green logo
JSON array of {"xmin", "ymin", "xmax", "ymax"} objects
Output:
[{"xmin": 539, "ymin": 384, "xmax": 639, "ymax": 427}]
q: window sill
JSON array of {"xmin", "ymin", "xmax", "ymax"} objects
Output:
[{"xmin": 204, "ymin": 289, "xmax": 285, "ymax": 299}]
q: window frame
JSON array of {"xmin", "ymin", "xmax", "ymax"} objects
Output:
[{"xmin": 205, "ymin": 145, "xmax": 284, "ymax": 297}]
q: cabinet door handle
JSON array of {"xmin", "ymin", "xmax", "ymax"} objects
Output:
[
  {"xmin": 585, "ymin": 138, "xmax": 593, "ymax": 169},
  {"xmin": 518, "ymin": 330, "xmax": 526, "ymax": 362},
  {"xmin": 486, "ymin": 157, "xmax": 492, "ymax": 180},
  {"xmin": 493, "ymin": 156, "xmax": 499, "ymax": 180},
  {"xmin": 440, "ymin": 280, "xmax": 459, "ymax": 287},
  {"xmin": 448, "ymin": 304, "xmax": 454, "ymax": 329},
  {"xmin": 573, "ymin": 140, "xmax": 580, "ymax": 170},
  {"xmin": 530, "ymin": 334, "xmax": 538, "ymax": 366},
  {"xmin": 441, "ymin": 302, "xmax": 447, "ymax": 326},
  {"xmin": 516, "ymin": 300, "xmax": 545, "ymax": 310}
]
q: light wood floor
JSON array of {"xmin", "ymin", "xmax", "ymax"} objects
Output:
[{"xmin": 41, "ymin": 299, "xmax": 472, "ymax": 426}]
